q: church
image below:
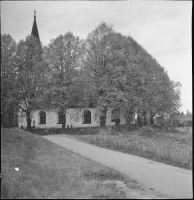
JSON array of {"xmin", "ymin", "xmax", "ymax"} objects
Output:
[{"xmin": 18, "ymin": 12, "xmax": 136, "ymax": 129}]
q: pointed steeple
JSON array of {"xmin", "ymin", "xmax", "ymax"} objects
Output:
[{"xmin": 31, "ymin": 10, "xmax": 40, "ymax": 41}]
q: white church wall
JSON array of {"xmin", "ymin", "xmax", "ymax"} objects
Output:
[
  {"xmin": 18, "ymin": 108, "xmax": 135, "ymax": 129},
  {"xmin": 66, "ymin": 108, "xmax": 131, "ymax": 128},
  {"xmin": 18, "ymin": 110, "xmax": 62, "ymax": 129}
]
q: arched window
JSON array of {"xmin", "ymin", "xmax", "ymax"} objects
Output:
[
  {"xmin": 111, "ymin": 109, "xmax": 120, "ymax": 122},
  {"xmin": 39, "ymin": 111, "xmax": 46, "ymax": 124},
  {"xmin": 83, "ymin": 110, "xmax": 91, "ymax": 124},
  {"xmin": 58, "ymin": 112, "xmax": 64, "ymax": 124}
]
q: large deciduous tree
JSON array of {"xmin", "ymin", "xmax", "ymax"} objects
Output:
[
  {"xmin": 83, "ymin": 23, "xmax": 181, "ymax": 127},
  {"xmin": 119, "ymin": 36, "xmax": 182, "ymax": 126},
  {"xmin": 43, "ymin": 32, "xmax": 84, "ymax": 127},
  {"xmin": 83, "ymin": 22, "xmax": 121, "ymax": 126},
  {"xmin": 1, "ymin": 34, "xmax": 17, "ymax": 126},
  {"xmin": 13, "ymin": 35, "xmax": 48, "ymax": 129},
  {"xmin": 136, "ymin": 47, "xmax": 181, "ymax": 125}
]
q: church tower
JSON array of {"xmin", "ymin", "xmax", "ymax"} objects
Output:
[{"xmin": 31, "ymin": 10, "xmax": 40, "ymax": 41}]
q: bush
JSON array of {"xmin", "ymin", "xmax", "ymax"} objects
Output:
[
  {"xmin": 140, "ymin": 126, "xmax": 156, "ymax": 137},
  {"xmin": 111, "ymin": 124, "xmax": 137, "ymax": 132},
  {"xmin": 169, "ymin": 128, "xmax": 181, "ymax": 133},
  {"xmin": 185, "ymin": 120, "xmax": 192, "ymax": 126}
]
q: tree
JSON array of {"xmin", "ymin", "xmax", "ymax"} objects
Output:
[
  {"xmin": 1, "ymin": 34, "xmax": 17, "ymax": 127},
  {"xmin": 186, "ymin": 109, "xmax": 192, "ymax": 116},
  {"xmin": 83, "ymin": 23, "xmax": 127, "ymax": 126},
  {"xmin": 43, "ymin": 32, "xmax": 84, "ymax": 128},
  {"xmin": 124, "ymin": 37, "xmax": 182, "ymax": 126},
  {"xmin": 13, "ymin": 35, "xmax": 48, "ymax": 129},
  {"xmin": 83, "ymin": 23, "xmax": 147, "ymax": 126},
  {"xmin": 83, "ymin": 22, "xmax": 182, "ymax": 127},
  {"xmin": 112, "ymin": 35, "xmax": 144, "ymax": 124}
]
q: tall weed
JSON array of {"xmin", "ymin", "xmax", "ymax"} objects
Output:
[{"xmin": 75, "ymin": 127, "xmax": 192, "ymax": 169}]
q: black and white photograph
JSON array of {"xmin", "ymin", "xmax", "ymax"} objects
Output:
[{"xmin": 1, "ymin": 1, "xmax": 192, "ymax": 199}]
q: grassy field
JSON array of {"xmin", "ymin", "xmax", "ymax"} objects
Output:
[
  {"xmin": 1, "ymin": 128, "xmax": 144, "ymax": 199},
  {"xmin": 71, "ymin": 126, "xmax": 192, "ymax": 170}
]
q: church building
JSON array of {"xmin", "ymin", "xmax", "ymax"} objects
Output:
[{"xmin": 18, "ymin": 12, "xmax": 135, "ymax": 129}]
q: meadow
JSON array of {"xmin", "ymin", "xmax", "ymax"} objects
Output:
[
  {"xmin": 1, "ymin": 128, "xmax": 141, "ymax": 199},
  {"xmin": 71, "ymin": 126, "xmax": 192, "ymax": 170}
]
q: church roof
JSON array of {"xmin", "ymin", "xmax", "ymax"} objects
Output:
[{"xmin": 31, "ymin": 11, "xmax": 40, "ymax": 41}]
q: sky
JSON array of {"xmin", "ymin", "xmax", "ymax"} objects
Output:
[{"xmin": 1, "ymin": 1, "xmax": 192, "ymax": 114}]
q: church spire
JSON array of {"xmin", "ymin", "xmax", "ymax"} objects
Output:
[
  {"xmin": 34, "ymin": 10, "xmax": 36, "ymax": 21},
  {"xmin": 31, "ymin": 10, "xmax": 40, "ymax": 41}
]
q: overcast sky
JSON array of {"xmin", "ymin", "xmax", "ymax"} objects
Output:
[{"xmin": 1, "ymin": 1, "xmax": 192, "ymax": 113}]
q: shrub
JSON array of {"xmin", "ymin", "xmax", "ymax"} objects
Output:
[
  {"xmin": 185, "ymin": 120, "xmax": 192, "ymax": 126},
  {"xmin": 98, "ymin": 127, "xmax": 113, "ymax": 135},
  {"xmin": 169, "ymin": 128, "xmax": 181, "ymax": 133},
  {"xmin": 140, "ymin": 126, "xmax": 156, "ymax": 137}
]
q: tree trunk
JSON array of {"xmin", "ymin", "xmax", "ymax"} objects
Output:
[
  {"xmin": 142, "ymin": 111, "xmax": 148, "ymax": 126},
  {"xmin": 62, "ymin": 113, "xmax": 66, "ymax": 129},
  {"xmin": 26, "ymin": 111, "xmax": 31, "ymax": 130},
  {"xmin": 170, "ymin": 120, "xmax": 174, "ymax": 132},
  {"xmin": 147, "ymin": 111, "xmax": 150, "ymax": 125},
  {"xmin": 137, "ymin": 114, "xmax": 143, "ymax": 127},
  {"xmin": 99, "ymin": 108, "xmax": 107, "ymax": 127},
  {"xmin": 100, "ymin": 115, "xmax": 106, "ymax": 127},
  {"xmin": 125, "ymin": 107, "xmax": 135, "ymax": 125},
  {"xmin": 1, "ymin": 111, "xmax": 4, "ymax": 127},
  {"xmin": 150, "ymin": 111, "xmax": 155, "ymax": 125},
  {"xmin": 115, "ymin": 118, "xmax": 120, "ymax": 125},
  {"xmin": 126, "ymin": 112, "xmax": 133, "ymax": 124}
]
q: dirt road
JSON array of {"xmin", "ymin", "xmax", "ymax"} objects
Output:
[{"xmin": 43, "ymin": 135, "xmax": 193, "ymax": 199}]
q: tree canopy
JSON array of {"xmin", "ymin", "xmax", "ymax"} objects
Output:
[{"xmin": 1, "ymin": 23, "xmax": 182, "ymax": 128}]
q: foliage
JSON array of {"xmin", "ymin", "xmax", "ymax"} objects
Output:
[
  {"xmin": 82, "ymin": 23, "xmax": 117, "ymax": 126},
  {"xmin": 82, "ymin": 23, "xmax": 182, "ymax": 127},
  {"xmin": 2, "ymin": 23, "xmax": 183, "ymax": 128},
  {"xmin": 2, "ymin": 35, "xmax": 48, "ymax": 129},
  {"xmin": 43, "ymin": 32, "xmax": 85, "ymax": 126},
  {"xmin": 154, "ymin": 110, "xmax": 192, "ymax": 131},
  {"xmin": 1, "ymin": 34, "xmax": 17, "ymax": 120},
  {"xmin": 83, "ymin": 23, "xmax": 140, "ymax": 125},
  {"xmin": 140, "ymin": 126, "xmax": 155, "ymax": 137}
]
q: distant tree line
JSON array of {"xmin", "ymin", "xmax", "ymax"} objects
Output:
[
  {"xmin": 1, "ymin": 22, "xmax": 182, "ymax": 129},
  {"xmin": 154, "ymin": 110, "xmax": 192, "ymax": 130}
]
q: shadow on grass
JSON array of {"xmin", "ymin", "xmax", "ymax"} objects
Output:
[{"xmin": 29, "ymin": 124, "xmax": 137, "ymax": 136}]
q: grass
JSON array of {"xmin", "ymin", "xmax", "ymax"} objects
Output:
[
  {"xmin": 29, "ymin": 126, "xmax": 100, "ymax": 136},
  {"xmin": 1, "ymin": 127, "xmax": 140, "ymax": 199},
  {"xmin": 70, "ymin": 126, "xmax": 192, "ymax": 170}
]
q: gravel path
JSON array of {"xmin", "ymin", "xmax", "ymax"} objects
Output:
[{"xmin": 43, "ymin": 135, "xmax": 193, "ymax": 199}]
